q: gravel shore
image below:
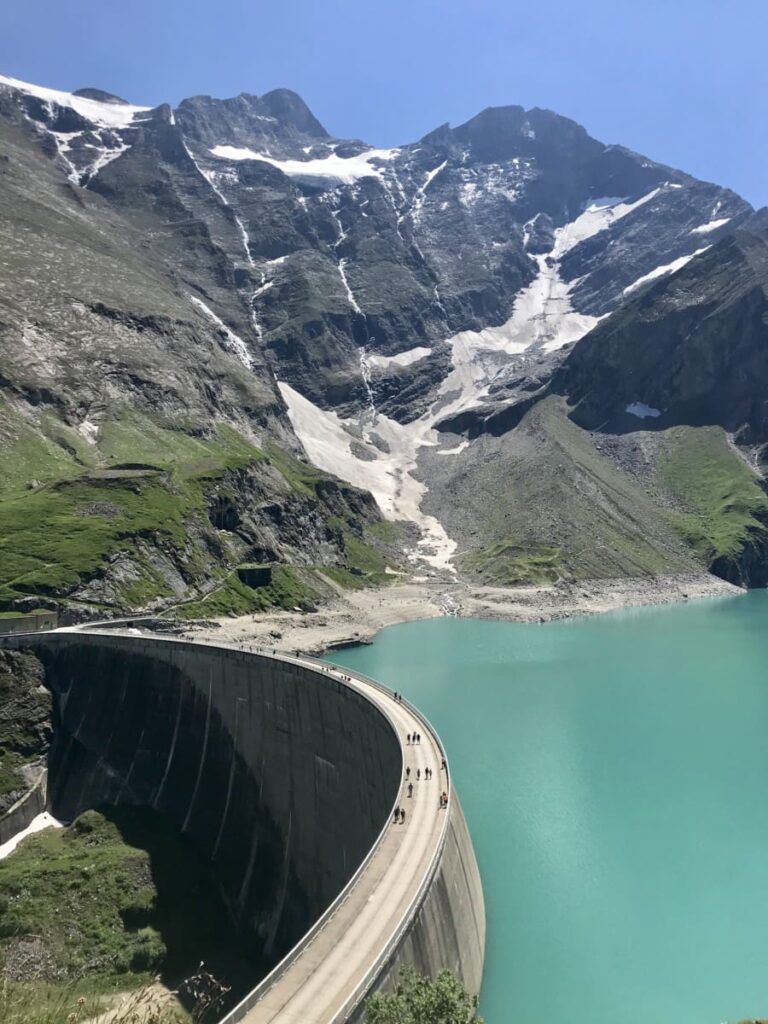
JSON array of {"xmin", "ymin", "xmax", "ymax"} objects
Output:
[{"xmin": 188, "ymin": 573, "xmax": 742, "ymax": 656}]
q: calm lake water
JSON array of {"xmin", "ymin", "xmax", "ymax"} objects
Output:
[{"xmin": 325, "ymin": 590, "xmax": 768, "ymax": 1024}]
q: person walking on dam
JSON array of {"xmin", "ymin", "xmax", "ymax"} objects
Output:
[
  {"xmin": 400, "ymin": 808, "xmax": 406, "ymax": 824},
  {"xmin": 408, "ymin": 782, "xmax": 413, "ymax": 798},
  {"xmin": 393, "ymin": 806, "xmax": 400, "ymax": 824},
  {"xmin": 406, "ymin": 766, "xmax": 411, "ymax": 779}
]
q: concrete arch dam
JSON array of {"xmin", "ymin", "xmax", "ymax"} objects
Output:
[{"xmin": 1, "ymin": 630, "xmax": 485, "ymax": 1023}]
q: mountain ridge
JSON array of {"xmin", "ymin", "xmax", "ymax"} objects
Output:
[{"xmin": 0, "ymin": 70, "xmax": 766, "ymax": 616}]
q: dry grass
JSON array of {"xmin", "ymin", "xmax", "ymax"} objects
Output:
[{"xmin": 0, "ymin": 968, "xmax": 229, "ymax": 1024}]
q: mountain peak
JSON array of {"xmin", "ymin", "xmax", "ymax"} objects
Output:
[{"xmin": 259, "ymin": 88, "xmax": 329, "ymax": 138}]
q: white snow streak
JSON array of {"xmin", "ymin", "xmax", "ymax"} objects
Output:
[
  {"xmin": 189, "ymin": 296, "xmax": 254, "ymax": 369},
  {"xmin": 437, "ymin": 441, "xmax": 469, "ymax": 456},
  {"xmin": 210, "ymin": 146, "xmax": 399, "ymax": 184},
  {"xmin": 329, "ymin": 202, "xmax": 363, "ymax": 313},
  {"xmin": 690, "ymin": 217, "xmax": 731, "ymax": 235},
  {"xmin": 623, "ymin": 247, "xmax": 710, "ymax": 296},
  {"xmin": 0, "ymin": 812, "xmax": 62, "ymax": 860},
  {"xmin": 185, "ymin": 149, "xmax": 255, "ymax": 268},
  {"xmin": 411, "ymin": 161, "xmax": 447, "ymax": 223},
  {"xmin": 338, "ymin": 260, "xmax": 361, "ymax": 313},
  {"xmin": 182, "ymin": 148, "xmax": 267, "ymax": 339},
  {"xmin": 79, "ymin": 417, "xmax": 100, "ymax": 444}
]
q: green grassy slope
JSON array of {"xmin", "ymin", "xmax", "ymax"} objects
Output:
[
  {"xmin": 657, "ymin": 426, "xmax": 768, "ymax": 581},
  {"xmin": 432, "ymin": 400, "xmax": 768, "ymax": 587},
  {"xmin": 0, "ymin": 401, "xmax": 395, "ymax": 616},
  {"xmin": 0, "ymin": 808, "xmax": 255, "ymax": 1017},
  {"xmin": 430, "ymin": 396, "xmax": 700, "ymax": 583}
]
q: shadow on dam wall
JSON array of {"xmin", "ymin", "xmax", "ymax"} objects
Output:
[{"xmin": 15, "ymin": 634, "xmax": 402, "ymax": 981}]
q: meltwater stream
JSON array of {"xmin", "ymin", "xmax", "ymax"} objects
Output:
[{"xmin": 326, "ymin": 590, "xmax": 768, "ymax": 1023}]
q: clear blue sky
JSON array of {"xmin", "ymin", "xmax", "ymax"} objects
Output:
[{"xmin": 2, "ymin": 0, "xmax": 767, "ymax": 206}]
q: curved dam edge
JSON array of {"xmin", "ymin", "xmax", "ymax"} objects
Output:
[{"xmin": 0, "ymin": 629, "xmax": 485, "ymax": 1023}]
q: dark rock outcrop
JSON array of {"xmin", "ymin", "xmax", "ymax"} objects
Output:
[{"xmin": 551, "ymin": 230, "xmax": 768, "ymax": 450}]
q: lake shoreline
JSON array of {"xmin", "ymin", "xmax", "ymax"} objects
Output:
[{"xmin": 188, "ymin": 572, "xmax": 741, "ymax": 655}]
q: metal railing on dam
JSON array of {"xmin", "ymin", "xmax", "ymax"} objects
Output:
[{"xmin": 0, "ymin": 626, "xmax": 485, "ymax": 1023}]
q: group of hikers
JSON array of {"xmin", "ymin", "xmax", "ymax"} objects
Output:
[
  {"xmin": 406, "ymin": 732, "xmax": 421, "ymax": 744},
  {"xmin": 391, "ymin": 750, "xmax": 449, "ymax": 823}
]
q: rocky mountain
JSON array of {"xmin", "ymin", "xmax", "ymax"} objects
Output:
[
  {"xmin": 552, "ymin": 228, "xmax": 768, "ymax": 448},
  {"xmin": 0, "ymin": 70, "xmax": 765, "ymax": 613},
  {"xmin": 424, "ymin": 223, "xmax": 768, "ymax": 587}
]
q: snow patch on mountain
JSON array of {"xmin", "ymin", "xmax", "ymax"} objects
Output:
[
  {"xmin": 210, "ymin": 145, "xmax": 399, "ymax": 183},
  {"xmin": 439, "ymin": 191, "xmax": 666, "ymax": 361},
  {"xmin": 278, "ymin": 382, "xmax": 457, "ymax": 571},
  {"xmin": 626, "ymin": 402, "xmax": 661, "ymax": 419},
  {"xmin": 0, "ymin": 812, "xmax": 62, "ymax": 861},
  {"xmin": 690, "ymin": 217, "xmax": 731, "ymax": 235},
  {"xmin": 623, "ymin": 247, "xmax": 711, "ymax": 296},
  {"xmin": 552, "ymin": 188, "xmax": 664, "ymax": 257},
  {"xmin": 0, "ymin": 74, "xmax": 150, "ymax": 128},
  {"xmin": 368, "ymin": 347, "xmax": 432, "ymax": 369},
  {"xmin": 480, "ymin": 253, "xmax": 601, "ymax": 355},
  {"xmin": 438, "ymin": 441, "xmax": 469, "ymax": 456},
  {"xmin": 411, "ymin": 161, "xmax": 448, "ymax": 222}
]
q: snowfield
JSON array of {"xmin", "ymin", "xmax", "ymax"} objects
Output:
[
  {"xmin": 210, "ymin": 145, "xmax": 400, "ymax": 183},
  {"xmin": 0, "ymin": 74, "xmax": 154, "ymax": 187},
  {"xmin": 0, "ymin": 74, "xmax": 151, "ymax": 128},
  {"xmin": 279, "ymin": 382, "xmax": 457, "ymax": 572}
]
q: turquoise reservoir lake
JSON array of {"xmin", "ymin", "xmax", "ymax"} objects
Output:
[{"xmin": 326, "ymin": 590, "xmax": 768, "ymax": 1024}]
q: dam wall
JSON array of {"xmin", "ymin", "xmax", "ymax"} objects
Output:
[
  {"xmin": 3, "ymin": 632, "xmax": 401, "ymax": 969},
  {"xmin": 1, "ymin": 630, "xmax": 485, "ymax": 1021}
]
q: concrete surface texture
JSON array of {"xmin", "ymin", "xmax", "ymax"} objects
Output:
[
  {"xmin": 0, "ymin": 768, "xmax": 47, "ymax": 846},
  {"xmin": 1, "ymin": 629, "xmax": 485, "ymax": 1023}
]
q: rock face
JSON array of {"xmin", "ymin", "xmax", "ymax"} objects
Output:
[
  {"xmin": 1, "ymin": 70, "xmax": 766, "ymax": 597},
  {"xmin": 551, "ymin": 229, "xmax": 768, "ymax": 453}
]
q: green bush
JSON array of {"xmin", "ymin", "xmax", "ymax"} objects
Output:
[{"xmin": 365, "ymin": 967, "xmax": 483, "ymax": 1024}]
